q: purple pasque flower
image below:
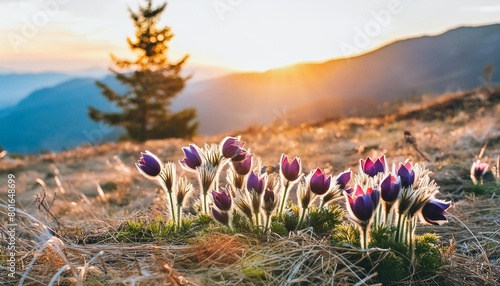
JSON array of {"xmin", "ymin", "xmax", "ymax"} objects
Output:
[
  {"xmin": 380, "ymin": 173, "xmax": 401, "ymax": 203},
  {"xmin": 309, "ymin": 168, "xmax": 331, "ymax": 195},
  {"xmin": 247, "ymin": 171, "xmax": 266, "ymax": 194},
  {"xmin": 335, "ymin": 170, "xmax": 351, "ymax": 190},
  {"xmin": 421, "ymin": 199, "xmax": 451, "ymax": 225},
  {"xmin": 232, "ymin": 153, "xmax": 253, "ymax": 176},
  {"xmin": 397, "ymin": 162, "xmax": 415, "ymax": 188},
  {"xmin": 136, "ymin": 150, "xmax": 162, "ymax": 179},
  {"xmin": 470, "ymin": 159, "xmax": 489, "ymax": 184},
  {"xmin": 212, "ymin": 207, "xmax": 229, "ymax": 225},
  {"xmin": 212, "ymin": 188, "xmax": 232, "ymax": 211},
  {"xmin": 347, "ymin": 186, "xmax": 380, "ymax": 222},
  {"xmin": 280, "ymin": 154, "xmax": 301, "ymax": 182},
  {"xmin": 180, "ymin": 144, "xmax": 203, "ymax": 170},
  {"xmin": 221, "ymin": 136, "xmax": 246, "ymax": 160},
  {"xmin": 360, "ymin": 155, "xmax": 386, "ymax": 177}
]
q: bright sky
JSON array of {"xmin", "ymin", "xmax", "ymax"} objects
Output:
[{"xmin": 1, "ymin": 0, "xmax": 500, "ymax": 73}]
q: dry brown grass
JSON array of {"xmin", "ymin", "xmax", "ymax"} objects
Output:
[{"xmin": 2, "ymin": 201, "xmax": 498, "ymax": 285}]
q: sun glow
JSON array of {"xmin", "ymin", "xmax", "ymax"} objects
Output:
[{"xmin": 0, "ymin": 1, "xmax": 499, "ymax": 73}]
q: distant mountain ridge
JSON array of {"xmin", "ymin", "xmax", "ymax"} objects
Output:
[
  {"xmin": 173, "ymin": 24, "xmax": 500, "ymax": 133},
  {"xmin": 0, "ymin": 72, "xmax": 74, "ymax": 108},
  {"xmin": 0, "ymin": 68, "xmax": 111, "ymax": 108},
  {"xmin": 0, "ymin": 64, "xmax": 232, "ymax": 109},
  {"xmin": 1, "ymin": 24, "xmax": 500, "ymax": 154},
  {"xmin": 0, "ymin": 77, "xmax": 124, "ymax": 154}
]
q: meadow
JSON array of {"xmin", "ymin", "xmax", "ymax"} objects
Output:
[{"xmin": 1, "ymin": 88, "xmax": 499, "ymax": 285}]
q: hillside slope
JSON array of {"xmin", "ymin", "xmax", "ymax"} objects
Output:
[{"xmin": 174, "ymin": 24, "xmax": 500, "ymax": 133}]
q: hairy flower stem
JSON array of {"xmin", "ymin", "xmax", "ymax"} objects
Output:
[
  {"xmin": 159, "ymin": 182, "xmax": 177, "ymax": 226},
  {"xmin": 296, "ymin": 207, "xmax": 307, "ymax": 230},
  {"xmin": 396, "ymin": 213, "xmax": 404, "ymax": 243},
  {"xmin": 255, "ymin": 212, "xmax": 260, "ymax": 228},
  {"xmin": 265, "ymin": 214, "xmax": 272, "ymax": 232},
  {"xmin": 167, "ymin": 190, "xmax": 177, "ymax": 226},
  {"xmin": 408, "ymin": 217, "xmax": 415, "ymax": 263},
  {"xmin": 278, "ymin": 181, "xmax": 290, "ymax": 217},
  {"xmin": 373, "ymin": 204, "xmax": 382, "ymax": 229},
  {"xmin": 403, "ymin": 214, "xmax": 410, "ymax": 244},
  {"xmin": 228, "ymin": 211, "xmax": 234, "ymax": 231},
  {"xmin": 203, "ymin": 192, "xmax": 208, "ymax": 215},
  {"xmin": 176, "ymin": 204, "xmax": 182, "ymax": 230},
  {"xmin": 378, "ymin": 204, "xmax": 384, "ymax": 227},
  {"xmin": 385, "ymin": 204, "xmax": 394, "ymax": 227},
  {"xmin": 361, "ymin": 224, "xmax": 369, "ymax": 250},
  {"xmin": 319, "ymin": 199, "xmax": 325, "ymax": 209}
]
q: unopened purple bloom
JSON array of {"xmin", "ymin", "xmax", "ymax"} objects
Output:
[
  {"xmin": 397, "ymin": 162, "xmax": 415, "ymax": 188},
  {"xmin": 263, "ymin": 188, "xmax": 275, "ymax": 205},
  {"xmin": 180, "ymin": 144, "xmax": 203, "ymax": 170},
  {"xmin": 421, "ymin": 199, "xmax": 451, "ymax": 225},
  {"xmin": 360, "ymin": 156, "xmax": 386, "ymax": 177},
  {"xmin": 347, "ymin": 186, "xmax": 379, "ymax": 222},
  {"xmin": 263, "ymin": 188, "xmax": 278, "ymax": 214},
  {"xmin": 232, "ymin": 153, "xmax": 253, "ymax": 175},
  {"xmin": 309, "ymin": 168, "xmax": 331, "ymax": 195},
  {"xmin": 212, "ymin": 188, "xmax": 232, "ymax": 211},
  {"xmin": 136, "ymin": 150, "xmax": 162, "ymax": 178},
  {"xmin": 221, "ymin": 136, "xmax": 245, "ymax": 160},
  {"xmin": 470, "ymin": 160, "xmax": 489, "ymax": 184},
  {"xmin": 335, "ymin": 170, "xmax": 351, "ymax": 189},
  {"xmin": 380, "ymin": 173, "xmax": 401, "ymax": 203},
  {"xmin": 247, "ymin": 171, "xmax": 266, "ymax": 194},
  {"xmin": 212, "ymin": 208, "xmax": 229, "ymax": 225},
  {"xmin": 280, "ymin": 154, "xmax": 301, "ymax": 182}
]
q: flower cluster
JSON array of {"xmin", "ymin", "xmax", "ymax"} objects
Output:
[
  {"xmin": 136, "ymin": 151, "xmax": 194, "ymax": 228},
  {"xmin": 135, "ymin": 137, "xmax": 451, "ymax": 256},
  {"xmin": 347, "ymin": 155, "xmax": 451, "ymax": 253},
  {"xmin": 179, "ymin": 136, "xmax": 248, "ymax": 215}
]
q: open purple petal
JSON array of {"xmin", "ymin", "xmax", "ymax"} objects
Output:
[
  {"xmin": 398, "ymin": 162, "xmax": 415, "ymax": 188},
  {"xmin": 212, "ymin": 208, "xmax": 229, "ymax": 225},
  {"xmin": 352, "ymin": 195, "xmax": 374, "ymax": 221},
  {"xmin": 181, "ymin": 144, "xmax": 202, "ymax": 170},
  {"xmin": 421, "ymin": 199, "xmax": 450, "ymax": 225},
  {"xmin": 336, "ymin": 170, "xmax": 351, "ymax": 189},
  {"xmin": 281, "ymin": 154, "xmax": 301, "ymax": 181},
  {"xmin": 380, "ymin": 174, "xmax": 401, "ymax": 202},
  {"xmin": 310, "ymin": 168, "xmax": 330, "ymax": 195},
  {"xmin": 232, "ymin": 153, "xmax": 252, "ymax": 175},
  {"xmin": 136, "ymin": 151, "xmax": 162, "ymax": 177}
]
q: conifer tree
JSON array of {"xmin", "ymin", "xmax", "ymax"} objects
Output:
[{"xmin": 89, "ymin": 0, "xmax": 197, "ymax": 141}]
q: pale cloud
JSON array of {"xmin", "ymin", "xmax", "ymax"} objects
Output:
[{"xmin": 462, "ymin": 5, "xmax": 500, "ymax": 13}]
